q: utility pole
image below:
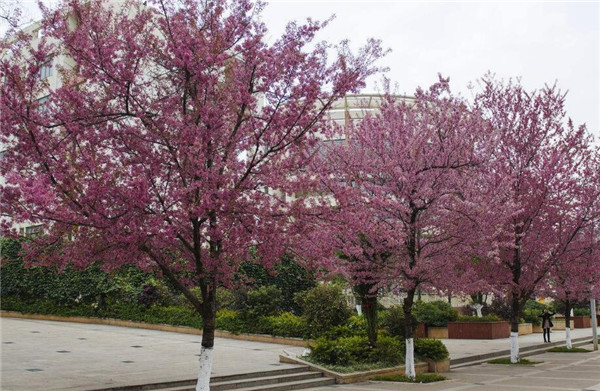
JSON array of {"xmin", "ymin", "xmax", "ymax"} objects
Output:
[{"xmin": 591, "ymin": 298, "xmax": 598, "ymax": 351}]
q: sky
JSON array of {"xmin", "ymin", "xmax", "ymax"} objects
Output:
[{"xmin": 4, "ymin": 0, "xmax": 599, "ymax": 138}]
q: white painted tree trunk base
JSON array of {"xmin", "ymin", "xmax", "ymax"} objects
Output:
[
  {"xmin": 356, "ymin": 305, "xmax": 362, "ymax": 316},
  {"xmin": 405, "ymin": 338, "xmax": 415, "ymax": 378},
  {"xmin": 565, "ymin": 327, "xmax": 572, "ymax": 349},
  {"xmin": 510, "ymin": 332, "xmax": 519, "ymax": 363},
  {"xmin": 473, "ymin": 304, "xmax": 483, "ymax": 318},
  {"xmin": 196, "ymin": 347, "xmax": 213, "ymax": 391}
]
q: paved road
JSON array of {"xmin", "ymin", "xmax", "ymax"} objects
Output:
[
  {"xmin": 309, "ymin": 345, "xmax": 600, "ymax": 391},
  {"xmin": 1, "ymin": 317, "xmax": 304, "ymax": 391}
]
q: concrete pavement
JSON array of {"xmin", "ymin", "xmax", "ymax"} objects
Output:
[
  {"xmin": 1, "ymin": 316, "xmax": 597, "ymax": 391},
  {"xmin": 0, "ymin": 317, "xmax": 304, "ymax": 391},
  {"xmin": 307, "ymin": 344, "xmax": 600, "ymax": 391},
  {"xmin": 442, "ymin": 327, "xmax": 594, "ymax": 361}
]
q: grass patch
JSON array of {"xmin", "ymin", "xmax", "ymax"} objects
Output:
[
  {"xmin": 488, "ymin": 358, "xmax": 540, "ymax": 365},
  {"xmin": 373, "ymin": 373, "xmax": 446, "ymax": 383},
  {"xmin": 548, "ymin": 347, "xmax": 591, "ymax": 353}
]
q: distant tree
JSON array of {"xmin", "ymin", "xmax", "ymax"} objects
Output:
[
  {"xmin": 0, "ymin": 0, "xmax": 385, "ymax": 388},
  {"xmin": 544, "ymin": 221, "xmax": 600, "ymax": 349},
  {"xmin": 296, "ymin": 78, "xmax": 491, "ymax": 378},
  {"xmin": 474, "ymin": 76, "xmax": 600, "ymax": 362}
]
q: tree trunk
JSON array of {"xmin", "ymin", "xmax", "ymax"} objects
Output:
[
  {"xmin": 363, "ymin": 294, "xmax": 378, "ymax": 347},
  {"xmin": 509, "ymin": 294, "xmax": 520, "ymax": 363},
  {"xmin": 565, "ymin": 298, "xmax": 572, "ymax": 349},
  {"xmin": 403, "ymin": 288, "xmax": 417, "ymax": 378},
  {"xmin": 196, "ymin": 281, "xmax": 217, "ymax": 391}
]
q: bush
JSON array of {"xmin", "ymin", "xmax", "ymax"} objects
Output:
[
  {"xmin": 242, "ymin": 285, "xmax": 283, "ymax": 320},
  {"xmin": 322, "ymin": 319, "xmax": 368, "ymax": 340},
  {"xmin": 262, "ymin": 312, "xmax": 307, "ymax": 338},
  {"xmin": 295, "ymin": 284, "xmax": 351, "ymax": 337},
  {"xmin": 573, "ymin": 307, "xmax": 591, "ymax": 316},
  {"xmin": 309, "ymin": 335, "xmax": 403, "ymax": 366},
  {"xmin": 414, "ymin": 338, "xmax": 449, "ymax": 361},
  {"xmin": 414, "ymin": 300, "xmax": 458, "ymax": 327},
  {"xmin": 238, "ymin": 255, "xmax": 316, "ymax": 314},
  {"xmin": 380, "ymin": 306, "xmax": 406, "ymax": 338},
  {"xmin": 523, "ymin": 308, "xmax": 542, "ymax": 326},
  {"xmin": 215, "ymin": 309, "xmax": 246, "ymax": 333},
  {"xmin": 456, "ymin": 314, "xmax": 502, "ymax": 322}
]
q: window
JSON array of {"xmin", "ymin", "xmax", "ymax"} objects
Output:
[
  {"xmin": 37, "ymin": 95, "xmax": 50, "ymax": 113},
  {"xmin": 19, "ymin": 224, "xmax": 43, "ymax": 238},
  {"xmin": 39, "ymin": 57, "xmax": 53, "ymax": 79}
]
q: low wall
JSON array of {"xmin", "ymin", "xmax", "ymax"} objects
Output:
[
  {"xmin": 573, "ymin": 316, "xmax": 591, "ymax": 329},
  {"xmin": 448, "ymin": 321, "xmax": 510, "ymax": 339},
  {"xmin": 518, "ymin": 323, "xmax": 532, "ymax": 335},
  {"xmin": 427, "ymin": 326, "xmax": 448, "ymax": 339},
  {"xmin": 553, "ymin": 318, "xmax": 575, "ymax": 330},
  {"xmin": 0, "ymin": 311, "xmax": 307, "ymax": 346}
]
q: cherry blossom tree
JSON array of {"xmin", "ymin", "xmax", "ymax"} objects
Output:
[
  {"xmin": 546, "ymin": 214, "xmax": 600, "ymax": 349},
  {"xmin": 474, "ymin": 77, "xmax": 600, "ymax": 362},
  {"xmin": 295, "ymin": 78, "xmax": 492, "ymax": 378},
  {"xmin": 0, "ymin": 0, "xmax": 385, "ymax": 388}
]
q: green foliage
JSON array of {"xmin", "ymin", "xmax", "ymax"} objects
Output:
[
  {"xmin": 216, "ymin": 287, "xmax": 237, "ymax": 310},
  {"xmin": 320, "ymin": 315, "xmax": 368, "ymax": 340},
  {"xmin": 309, "ymin": 335, "xmax": 403, "ymax": 366},
  {"xmin": 238, "ymin": 255, "xmax": 316, "ymax": 314},
  {"xmin": 0, "ymin": 259, "xmax": 120, "ymax": 307},
  {"xmin": 488, "ymin": 358, "xmax": 540, "ymax": 365},
  {"xmin": 1, "ymin": 237, "xmax": 22, "ymax": 260},
  {"xmin": 414, "ymin": 300, "xmax": 458, "ymax": 327},
  {"xmin": 414, "ymin": 338, "xmax": 449, "ymax": 361},
  {"xmin": 522, "ymin": 300, "xmax": 549, "ymax": 326},
  {"xmin": 242, "ymin": 285, "xmax": 283, "ymax": 319},
  {"xmin": 379, "ymin": 306, "xmax": 406, "ymax": 338},
  {"xmin": 215, "ymin": 309, "xmax": 246, "ymax": 334},
  {"xmin": 573, "ymin": 307, "xmax": 591, "ymax": 316},
  {"xmin": 549, "ymin": 300, "xmax": 566, "ymax": 315},
  {"xmin": 373, "ymin": 373, "xmax": 446, "ymax": 383},
  {"xmin": 457, "ymin": 314, "xmax": 502, "ymax": 322},
  {"xmin": 262, "ymin": 312, "xmax": 307, "ymax": 338},
  {"xmin": 1, "ymin": 295, "xmax": 202, "ymax": 328},
  {"xmin": 548, "ymin": 347, "xmax": 591, "ymax": 353},
  {"xmin": 295, "ymin": 284, "xmax": 351, "ymax": 337}
]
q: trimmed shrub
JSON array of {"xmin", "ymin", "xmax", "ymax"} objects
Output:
[
  {"xmin": 414, "ymin": 300, "xmax": 458, "ymax": 327},
  {"xmin": 456, "ymin": 314, "xmax": 502, "ymax": 322},
  {"xmin": 321, "ymin": 315, "xmax": 368, "ymax": 340},
  {"xmin": 573, "ymin": 307, "xmax": 591, "ymax": 316},
  {"xmin": 295, "ymin": 284, "xmax": 351, "ymax": 337},
  {"xmin": 309, "ymin": 335, "xmax": 403, "ymax": 366},
  {"xmin": 263, "ymin": 312, "xmax": 307, "ymax": 338},
  {"xmin": 414, "ymin": 338, "xmax": 449, "ymax": 361}
]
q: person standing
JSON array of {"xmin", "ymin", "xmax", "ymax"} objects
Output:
[{"xmin": 540, "ymin": 309, "xmax": 555, "ymax": 343}]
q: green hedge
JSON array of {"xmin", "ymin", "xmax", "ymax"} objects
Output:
[
  {"xmin": 456, "ymin": 314, "xmax": 502, "ymax": 322},
  {"xmin": 414, "ymin": 300, "xmax": 458, "ymax": 327},
  {"xmin": 1, "ymin": 295, "xmax": 203, "ymax": 328},
  {"xmin": 309, "ymin": 335, "xmax": 448, "ymax": 366}
]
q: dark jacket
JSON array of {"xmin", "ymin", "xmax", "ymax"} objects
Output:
[{"xmin": 539, "ymin": 312, "xmax": 555, "ymax": 329}]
